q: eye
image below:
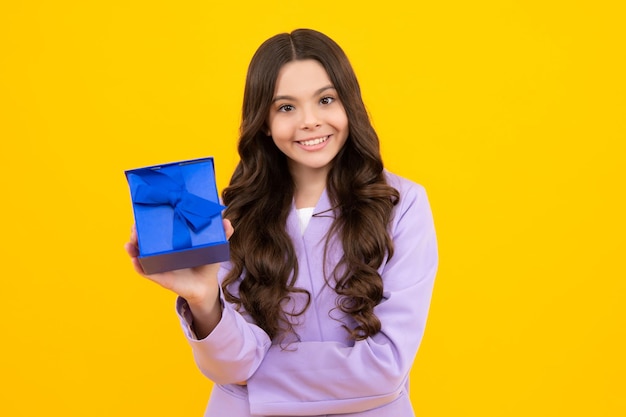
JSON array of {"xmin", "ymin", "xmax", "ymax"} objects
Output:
[
  {"xmin": 278, "ymin": 104, "xmax": 295, "ymax": 112},
  {"xmin": 320, "ymin": 96, "xmax": 335, "ymax": 105}
]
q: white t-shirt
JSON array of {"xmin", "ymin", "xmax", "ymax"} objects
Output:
[{"xmin": 296, "ymin": 207, "xmax": 315, "ymax": 235}]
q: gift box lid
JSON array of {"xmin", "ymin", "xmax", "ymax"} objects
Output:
[{"xmin": 125, "ymin": 157, "xmax": 229, "ymax": 273}]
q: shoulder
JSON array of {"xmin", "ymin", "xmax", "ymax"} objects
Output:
[
  {"xmin": 383, "ymin": 169, "xmax": 427, "ymax": 203},
  {"xmin": 383, "ymin": 170, "xmax": 433, "ymax": 229}
]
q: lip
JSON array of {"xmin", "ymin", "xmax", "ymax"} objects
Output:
[{"xmin": 296, "ymin": 134, "xmax": 331, "ymax": 151}]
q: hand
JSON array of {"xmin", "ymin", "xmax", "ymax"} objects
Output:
[{"xmin": 124, "ymin": 219, "xmax": 235, "ymax": 305}]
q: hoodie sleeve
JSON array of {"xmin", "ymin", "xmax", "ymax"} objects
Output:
[
  {"xmin": 176, "ymin": 285, "xmax": 272, "ymax": 385},
  {"xmin": 246, "ymin": 181, "xmax": 438, "ymax": 416}
]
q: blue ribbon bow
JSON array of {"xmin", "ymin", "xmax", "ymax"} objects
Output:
[{"xmin": 129, "ymin": 166, "xmax": 225, "ymax": 250}]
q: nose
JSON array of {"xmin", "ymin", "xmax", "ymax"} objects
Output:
[{"xmin": 300, "ymin": 105, "xmax": 321, "ymax": 130}]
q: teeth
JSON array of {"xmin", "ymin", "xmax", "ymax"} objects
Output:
[{"xmin": 300, "ymin": 136, "xmax": 328, "ymax": 146}]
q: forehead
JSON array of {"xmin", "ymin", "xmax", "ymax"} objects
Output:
[{"xmin": 274, "ymin": 59, "xmax": 333, "ymax": 96}]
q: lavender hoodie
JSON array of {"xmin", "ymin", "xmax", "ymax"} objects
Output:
[{"xmin": 176, "ymin": 172, "xmax": 438, "ymax": 416}]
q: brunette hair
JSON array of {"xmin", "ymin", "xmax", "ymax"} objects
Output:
[{"xmin": 221, "ymin": 29, "xmax": 399, "ymax": 341}]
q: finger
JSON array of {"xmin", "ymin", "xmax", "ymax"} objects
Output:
[
  {"xmin": 125, "ymin": 241, "xmax": 139, "ymax": 258},
  {"xmin": 129, "ymin": 225, "xmax": 138, "ymax": 244},
  {"xmin": 130, "ymin": 255, "xmax": 147, "ymax": 276}
]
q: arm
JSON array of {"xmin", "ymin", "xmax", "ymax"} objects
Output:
[
  {"xmin": 176, "ymin": 286, "xmax": 272, "ymax": 385},
  {"xmin": 246, "ymin": 183, "xmax": 438, "ymax": 416},
  {"xmin": 126, "ymin": 219, "xmax": 270, "ymax": 383}
]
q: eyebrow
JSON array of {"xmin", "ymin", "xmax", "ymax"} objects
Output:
[{"xmin": 272, "ymin": 85, "xmax": 336, "ymax": 103}]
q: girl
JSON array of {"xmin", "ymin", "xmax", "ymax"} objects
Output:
[{"xmin": 126, "ymin": 28, "xmax": 438, "ymax": 417}]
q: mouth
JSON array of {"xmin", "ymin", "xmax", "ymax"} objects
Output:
[{"xmin": 297, "ymin": 135, "xmax": 330, "ymax": 147}]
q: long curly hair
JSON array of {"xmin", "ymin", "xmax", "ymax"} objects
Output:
[{"xmin": 221, "ymin": 29, "xmax": 399, "ymax": 341}]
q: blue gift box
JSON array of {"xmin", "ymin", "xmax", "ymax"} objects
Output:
[{"xmin": 125, "ymin": 157, "xmax": 229, "ymax": 274}]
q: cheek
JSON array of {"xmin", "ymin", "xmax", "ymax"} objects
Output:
[
  {"xmin": 268, "ymin": 117, "xmax": 292, "ymax": 139},
  {"xmin": 329, "ymin": 106, "xmax": 349, "ymax": 127},
  {"xmin": 269, "ymin": 127, "xmax": 294, "ymax": 151},
  {"xmin": 331, "ymin": 113, "xmax": 349, "ymax": 134},
  {"xmin": 270, "ymin": 127, "xmax": 291, "ymax": 144}
]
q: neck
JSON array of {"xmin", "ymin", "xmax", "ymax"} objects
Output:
[{"xmin": 289, "ymin": 164, "xmax": 328, "ymax": 209}]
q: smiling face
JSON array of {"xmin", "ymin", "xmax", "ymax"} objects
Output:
[{"xmin": 267, "ymin": 59, "xmax": 349, "ymax": 179}]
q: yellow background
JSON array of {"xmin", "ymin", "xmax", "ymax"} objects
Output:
[{"xmin": 1, "ymin": 1, "xmax": 624, "ymax": 416}]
